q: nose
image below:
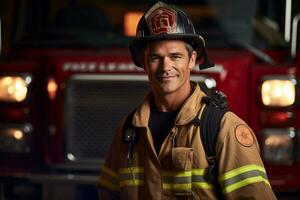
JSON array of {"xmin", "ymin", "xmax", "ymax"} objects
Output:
[{"xmin": 160, "ymin": 57, "xmax": 172, "ymax": 71}]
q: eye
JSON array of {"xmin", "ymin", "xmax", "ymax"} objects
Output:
[{"xmin": 170, "ymin": 54, "xmax": 182, "ymax": 60}]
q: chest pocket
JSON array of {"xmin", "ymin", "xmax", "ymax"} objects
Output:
[
  {"xmin": 167, "ymin": 147, "xmax": 194, "ymax": 198},
  {"xmin": 172, "ymin": 147, "xmax": 193, "ymax": 170}
]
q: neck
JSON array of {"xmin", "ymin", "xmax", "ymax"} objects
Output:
[{"xmin": 152, "ymin": 82, "xmax": 192, "ymax": 112}]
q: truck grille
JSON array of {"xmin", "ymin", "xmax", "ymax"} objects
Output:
[{"xmin": 63, "ymin": 75, "xmax": 150, "ymax": 165}]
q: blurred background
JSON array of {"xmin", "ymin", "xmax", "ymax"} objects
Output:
[
  {"xmin": 0, "ymin": 0, "xmax": 300, "ymax": 199},
  {"xmin": 0, "ymin": 0, "xmax": 298, "ymax": 53}
]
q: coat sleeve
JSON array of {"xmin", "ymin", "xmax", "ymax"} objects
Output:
[
  {"xmin": 98, "ymin": 120, "xmax": 125, "ymax": 199},
  {"xmin": 216, "ymin": 112, "xmax": 277, "ymax": 199}
]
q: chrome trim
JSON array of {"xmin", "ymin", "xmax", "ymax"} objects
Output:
[
  {"xmin": 291, "ymin": 13, "xmax": 300, "ymax": 59},
  {"xmin": 69, "ymin": 73, "xmax": 211, "ymax": 83},
  {"xmin": 70, "ymin": 74, "xmax": 148, "ymax": 81},
  {"xmin": 285, "ymin": 0, "xmax": 292, "ymax": 42}
]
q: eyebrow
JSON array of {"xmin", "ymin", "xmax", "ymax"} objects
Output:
[
  {"xmin": 169, "ymin": 52, "xmax": 184, "ymax": 56},
  {"xmin": 149, "ymin": 51, "xmax": 184, "ymax": 57}
]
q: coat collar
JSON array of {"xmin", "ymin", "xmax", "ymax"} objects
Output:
[{"xmin": 133, "ymin": 81, "xmax": 206, "ymax": 127}]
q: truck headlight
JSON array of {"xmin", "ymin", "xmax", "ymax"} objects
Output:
[
  {"xmin": 261, "ymin": 75, "xmax": 297, "ymax": 107},
  {"xmin": 0, "ymin": 75, "xmax": 32, "ymax": 102},
  {"xmin": 262, "ymin": 128, "xmax": 297, "ymax": 165},
  {"xmin": 0, "ymin": 124, "xmax": 33, "ymax": 153}
]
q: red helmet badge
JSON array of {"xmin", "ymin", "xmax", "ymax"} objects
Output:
[{"xmin": 145, "ymin": 2, "xmax": 177, "ymax": 35}]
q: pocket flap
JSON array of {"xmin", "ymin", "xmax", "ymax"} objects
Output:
[{"xmin": 172, "ymin": 147, "xmax": 193, "ymax": 170}]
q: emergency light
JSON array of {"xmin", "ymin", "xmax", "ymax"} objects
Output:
[
  {"xmin": 0, "ymin": 75, "xmax": 32, "ymax": 102},
  {"xmin": 261, "ymin": 75, "xmax": 297, "ymax": 107},
  {"xmin": 0, "ymin": 124, "xmax": 32, "ymax": 153},
  {"xmin": 262, "ymin": 128, "xmax": 298, "ymax": 165},
  {"xmin": 124, "ymin": 12, "xmax": 143, "ymax": 37}
]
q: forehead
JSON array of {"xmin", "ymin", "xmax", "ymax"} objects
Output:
[{"xmin": 145, "ymin": 39, "xmax": 187, "ymax": 53}]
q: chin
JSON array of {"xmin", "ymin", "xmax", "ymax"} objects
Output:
[
  {"xmin": 152, "ymin": 81, "xmax": 183, "ymax": 95},
  {"xmin": 158, "ymin": 85, "xmax": 178, "ymax": 95}
]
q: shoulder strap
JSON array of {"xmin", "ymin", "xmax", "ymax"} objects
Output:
[
  {"xmin": 196, "ymin": 83, "xmax": 229, "ymax": 198},
  {"xmin": 200, "ymin": 104, "xmax": 227, "ymax": 159},
  {"xmin": 198, "ymin": 102, "xmax": 228, "ymax": 199},
  {"xmin": 121, "ymin": 109, "xmax": 138, "ymax": 159},
  {"xmin": 122, "ymin": 109, "xmax": 136, "ymax": 137},
  {"xmin": 121, "ymin": 109, "xmax": 140, "ymax": 180},
  {"xmin": 198, "ymin": 83, "xmax": 229, "ymax": 160}
]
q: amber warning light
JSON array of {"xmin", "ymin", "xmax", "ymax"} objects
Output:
[{"xmin": 124, "ymin": 12, "xmax": 143, "ymax": 37}]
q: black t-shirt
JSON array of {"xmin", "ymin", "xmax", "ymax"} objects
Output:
[{"xmin": 149, "ymin": 103, "xmax": 179, "ymax": 154}]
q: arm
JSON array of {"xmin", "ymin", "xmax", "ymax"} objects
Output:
[
  {"xmin": 216, "ymin": 112, "xmax": 277, "ymax": 199},
  {"xmin": 98, "ymin": 121, "xmax": 124, "ymax": 200}
]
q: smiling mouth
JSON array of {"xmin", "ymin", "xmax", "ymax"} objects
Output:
[{"xmin": 157, "ymin": 75, "xmax": 176, "ymax": 81}]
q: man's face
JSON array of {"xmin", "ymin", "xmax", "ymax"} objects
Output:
[{"xmin": 143, "ymin": 40, "xmax": 197, "ymax": 96}]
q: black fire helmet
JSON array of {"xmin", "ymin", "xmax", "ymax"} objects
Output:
[{"xmin": 129, "ymin": 1, "xmax": 214, "ymax": 70}]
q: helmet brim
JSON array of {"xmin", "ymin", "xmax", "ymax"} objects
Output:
[{"xmin": 129, "ymin": 34, "xmax": 214, "ymax": 70}]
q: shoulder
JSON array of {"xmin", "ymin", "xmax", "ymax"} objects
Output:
[
  {"xmin": 217, "ymin": 112, "xmax": 259, "ymax": 152},
  {"xmin": 221, "ymin": 111, "xmax": 247, "ymax": 129}
]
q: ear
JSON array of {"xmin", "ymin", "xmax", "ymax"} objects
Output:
[{"xmin": 188, "ymin": 50, "xmax": 197, "ymax": 70}]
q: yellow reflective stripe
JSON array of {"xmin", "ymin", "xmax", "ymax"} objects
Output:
[
  {"xmin": 220, "ymin": 164, "xmax": 266, "ymax": 182},
  {"xmin": 162, "ymin": 169, "xmax": 205, "ymax": 177},
  {"xmin": 162, "ymin": 171, "xmax": 192, "ymax": 177},
  {"xmin": 120, "ymin": 179, "xmax": 143, "ymax": 187},
  {"xmin": 119, "ymin": 167, "xmax": 144, "ymax": 187},
  {"xmin": 101, "ymin": 165, "xmax": 119, "ymax": 180},
  {"xmin": 162, "ymin": 169, "xmax": 213, "ymax": 191},
  {"xmin": 192, "ymin": 182, "xmax": 213, "ymax": 189},
  {"xmin": 224, "ymin": 176, "xmax": 270, "ymax": 194},
  {"xmin": 163, "ymin": 182, "xmax": 213, "ymax": 190},
  {"xmin": 98, "ymin": 176, "xmax": 120, "ymax": 191},
  {"xmin": 163, "ymin": 183, "xmax": 192, "ymax": 190},
  {"xmin": 119, "ymin": 167, "xmax": 144, "ymax": 174},
  {"xmin": 192, "ymin": 169, "xmax": 206, "ymax": 176}
]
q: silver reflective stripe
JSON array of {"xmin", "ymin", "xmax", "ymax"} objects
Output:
[
  {"xmin": 192, "ymin": 175, "xmax": 207, "ymax": 183},
  {"xmin": 219, "ymin": 165, "xmax": 270, "ymax": 194},
  {"xmin": 222, "ymin": 170, "xmax": 268, "ymax": 188},
  {"xmin": 162, "ymin": 169, "xmax": 213, "ymax": 190},
  {"xmin": 163, "ymin": 175, "xmax": 207, "ymax": 184},
  {"xmin": 163, "ymin": 176, "xmax": 192, "ymax": 184}
]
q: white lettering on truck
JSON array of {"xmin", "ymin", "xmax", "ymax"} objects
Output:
[{"xmin": 62, "ymin": 62, "xmax": 144, "ymax": 72}]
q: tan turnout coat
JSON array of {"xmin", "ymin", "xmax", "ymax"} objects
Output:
[{"xmin": 98, "ymin": 83, "xmax": 276, "ymax": 200}]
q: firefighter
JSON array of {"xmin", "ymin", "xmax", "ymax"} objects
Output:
[{"xmin": 98, "ymin": 1, "xmax": 277, "ymax": 199}]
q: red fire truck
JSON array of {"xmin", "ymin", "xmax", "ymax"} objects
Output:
[{"xmin": 0, "ymin": 0, "xmax": 300, "ymax": 199}]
